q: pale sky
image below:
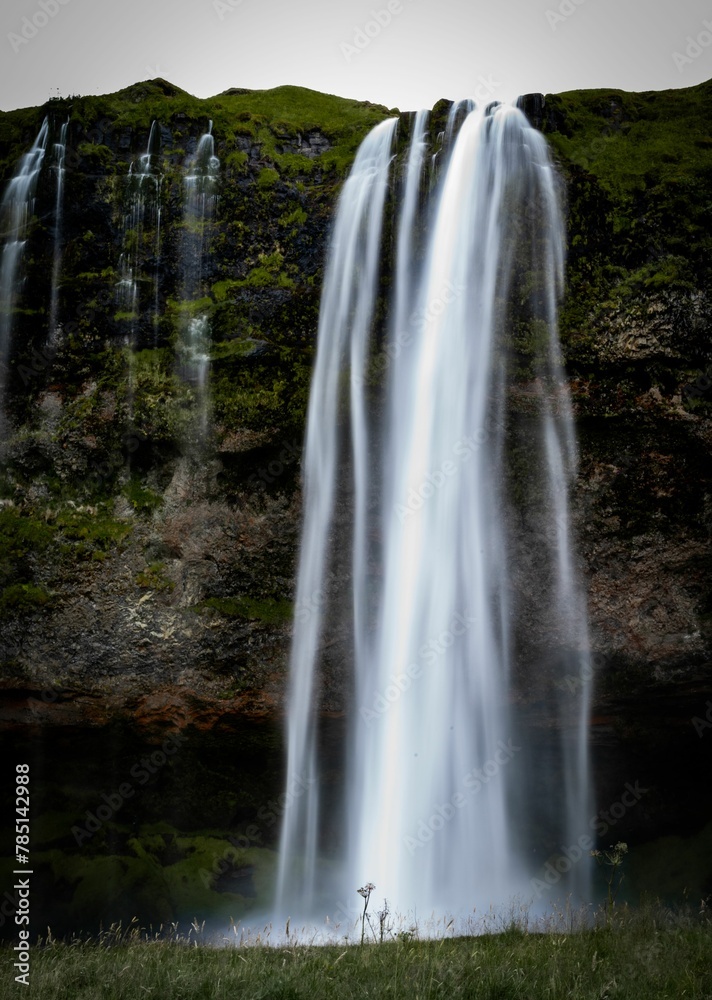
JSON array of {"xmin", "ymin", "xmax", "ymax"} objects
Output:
[{"xmin": 1, "ymin": 0, "xmax": 711, "ymax": 113}]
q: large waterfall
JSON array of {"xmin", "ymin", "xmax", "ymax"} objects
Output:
[{"xmin": 277, "ymin": 102, "xmax": 592, "ymax": 924}]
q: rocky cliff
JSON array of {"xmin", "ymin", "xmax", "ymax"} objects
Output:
[{"xmin": 0, "ymin": 79, "xmax": 711, "ymax": 926}]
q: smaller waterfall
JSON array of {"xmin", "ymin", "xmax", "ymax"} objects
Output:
[
  {"xmin": 392, "ymin": 110, "xmax": 429, "ymax": 349},
  {"xmin": 178, "ymin": 122, "xmax": 220, "ymax": 448},
  {"xmin": 116, "ymin": 121, "xmax": 163, "ymax": 337},
  {"xmin": 48, "ymin": 120, "xmax": 69, "ymax": 341},
  {"xmin": 0, "ymin": 118, "xmax": 49, "ymax": 434},
  {"xmin": 431, "ymin": 98, "xmax": 475, "ymax": 180},
  {"xmin": 444, "ymin": 98, "xmax": 475, "ymax": 149}
]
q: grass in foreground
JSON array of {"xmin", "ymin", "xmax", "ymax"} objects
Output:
[{"xmin": 2, "ymin": 904, "xmax": 711, "ymax": 999}]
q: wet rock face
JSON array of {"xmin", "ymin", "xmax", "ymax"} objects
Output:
[{"xmin": 0, "ymin": 84, "xmax": 710, "ymax": 750}]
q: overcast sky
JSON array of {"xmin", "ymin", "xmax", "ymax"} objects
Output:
[{"xmin": 1, "ymin": 0, "xmax": 711, "ymax": 113}]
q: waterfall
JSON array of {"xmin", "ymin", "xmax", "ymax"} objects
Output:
[
  {"xmin": 276, "ymin": 101, "xmax": 592, "ymax": 926},
  {"xmin": 48, "ymin": 120, "xmax": 69, "ymax": 341},
  {"xmin": 178, "ymin": 121, "xmax": 220, "ymax": 447},
  {"xmin": 276, "ymin": 117, "xmax": 399, "ymax": 914},
  {"xmin": 116, "ymin": 120, "xmax": 163, "ymax": 337},
  {"xmin": 444, "ymin": 97, "xmax": 475, "ymax": 149},
  {"xmin": 430, "ymin": 98, "xmax": 475, "ymax": 181},
  {"xmin": 0, "ymin": 118, "xmax": 49, "ymax": 437}
]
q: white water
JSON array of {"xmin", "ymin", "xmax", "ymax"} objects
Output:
[
  {"xmin": 0, "ymin": 118, "xmax": 49, "ymax": 433},
  {"xmin": 276, "ymin": 117, "xmax": 399, "ymax": 915},
  {"xmin": 178, "ymin": 122, "xmax": 220, "ymax": 446},
  {"xmin": 276, "ymin": 100, "xmax": 592, "ymax": 924},
  {"xmin": 48, "ymin": 120, "xmax": 69, "ymax": 341},
  {"xmin": 116, "ymin": 121, "xmax": 163, "ymax": 335}
]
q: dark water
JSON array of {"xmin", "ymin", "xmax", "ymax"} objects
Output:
[{"xmin": 0, "ymin": 707, "xmax": 710, "ymax": 940}]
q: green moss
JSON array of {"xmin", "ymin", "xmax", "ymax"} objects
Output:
[
  {"xmin": 77, "ymin": 142, "xmax": 115, "ymax": 169},
  {"xmin": 607, "ymin": 256, "xmax": 695, "ymax": 302},
  {"xmin": 122, "ymin": 477, "xmax": 164, "ymax": 515},
  {"xmin": 225, "ymin": 150, "xmax": 248, "ymax": 171},
  {"xmin": 210, "ymin": 338, "xmax": 262, "ymax": 360},
  {"xmin": 197, "ymin": 595, "xmax": 293, "ymax": 624},
  {"xmin": 136, "ymin": 561, "xmax": 174, "ymax": 591},
  {"xmin": 257, "ymin": 167, "xmax": 280, "ymax": 189},
  {"xmin": 211, "ymin": 279, "xmax": 242, "ymax": 302},
  {"xmin": 125, "ymin": 348, "xmax": 193, "ymax": 443},
  {"xmin": 0, "ymin": 582, "xmax": 52, "ymax": 612},
  {"xmin": 53, "ymin": 508, "xmax": 132, "ymax": 556},
  {"xmin": 166, "ymin": 296, "xmax": 214, "ymax": 317},
  {"xmin": 0, "ymin": 507, "xmax": 55, "ymax": 591},
  {"xmin": 279, "ymin": 205, "xmax": 308, "ymax": 227}
]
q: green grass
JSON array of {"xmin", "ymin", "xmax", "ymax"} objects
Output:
[
  {"xmin": 2, "ymin": 904, "xmax": 711, "ymax": 999},
  {"xmin": 197, "ymin": 595, "xmax": 293, "ymax": 625},
  {"xmin": 0, "ymin": 78, "xmax": 392, "ymax": 182}
]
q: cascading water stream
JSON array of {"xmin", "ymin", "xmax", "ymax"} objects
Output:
[
  {"xmin": 48, "ymin": 120, "xmax": 69, "ymax": 341},
  {"xmin": 116, "ymin": 121, "xmax": 163, "ymax": 426},
  {"xmin": 444, "ymin": 97, "xmax": 475, "ymax": 149},
  {"xmin": 276, "ymin": 100, "xmax": 592, "ymax": 926},
  {"xmin": 276, "ymin": 117, "xmax": 399, "ymax": 915},
  {"xmin": 178, "ymin": 122, "xmax": 220, "ymax": 446},
  {"xmin": 430, "ymin": 97, "xmax": 474, "ymax": 181},
  {"xmin": 116, "ymin": 121, "xmax": 163, "ymax": 336},
  {"xmin": 0, "ymin": 118, "xmax": 49, "ymax": 437}
]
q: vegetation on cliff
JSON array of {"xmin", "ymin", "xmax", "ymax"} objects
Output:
[{"xmin": 0, "ymin": 82, "xmax": 711, "ymax": 927}]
